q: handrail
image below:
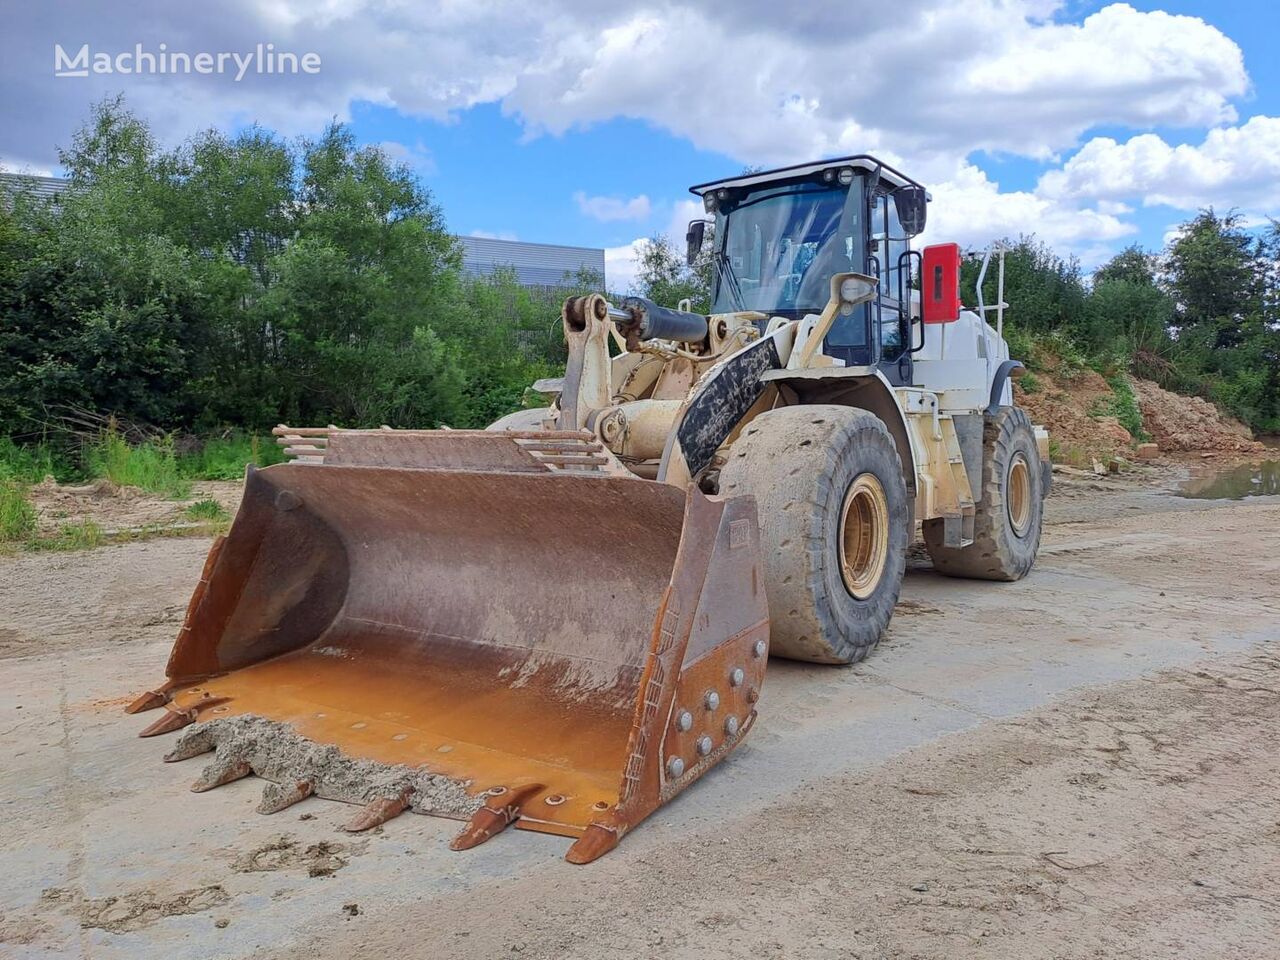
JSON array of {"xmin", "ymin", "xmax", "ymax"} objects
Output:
[{"xmin": 973, "ymin": 241, "xmax": 1010, "ymax": 340}]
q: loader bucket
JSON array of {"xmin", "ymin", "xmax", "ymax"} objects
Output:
[{"xmin": 127, "ymin": 429, "xmax": 768, "ymax": 863}]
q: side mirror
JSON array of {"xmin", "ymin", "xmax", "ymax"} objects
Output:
[
  {"xmin": 685, "ymin": 219, "xmax": 707, "ymax": 266},
  {"xmin": 894, "ymin": 185, "xmax": 928, "ymax": 237}
]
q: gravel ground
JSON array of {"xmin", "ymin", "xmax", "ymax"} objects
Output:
[{"xmin": 1, "ymin": 465, "xmax": 1277, "ymax": 959}]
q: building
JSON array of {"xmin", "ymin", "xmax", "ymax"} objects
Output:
[
  {"xmin": 457, "ymin": 235, "xmax": 604, "ymax": 287},
  {"xmin": 0, "ymin": 172, "xmax": 71, "ymax": 207},
  {"xmin": 1, "ymin": 173, "xmax": 605, "ymax": 288}
]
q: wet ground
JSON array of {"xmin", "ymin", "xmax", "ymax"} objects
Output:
[
  {"xmin": 1178, "ymin": 456, "xmax": 1280, "ymax": 500},
  {"xmin": 1, "ymin": 464, "xmax": 1277, "ymax": 958}
]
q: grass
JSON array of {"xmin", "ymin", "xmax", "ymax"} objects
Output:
[
  {"xmin": 24, "ymin": 519, "xmax": 106, "ymax": 552},
  {"xmin": 1048, "ymin": 441, "xmax": 1091, "ymax": 468},
  {"xmin": 0, "ymin": 481, "xmax": 37, "ymax": 542},
  {"xmin": 88, "ymin": 431, "xmax": 192, "ymax": 498},
  {"xmin": 0, "ymin": 430, "xmax": 265, "ymax": 554},
  {"xmin": 1018, "ymin": 370, "xmax": 1043, "ymax": 395},
  {"xmin": 185, "ymin": 497, "xmax": 228, "ymax": 521},
  {"xmin": 2, "ymin": 430, "xmax": 280, "ymax": 493},
  {"xmin": 178, "ymin": 433, "xmax": 284, "ymax": 480},
  {"xmin": 0, "ymin": 437, "xmax": 80, "ymax": 484}
]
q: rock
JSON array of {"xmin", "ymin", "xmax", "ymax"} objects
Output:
[
  {"xmin": 343, "ymin": 902, "xmax": 360, "ymax": 917},
  {"xmin": 1134, "ymin": 442, "xmax": 1159, "ymax": 459},
  {"xmin": 1096, "ymin": 415, "xmax": 1132, "ymax": 446},
  {"xmin": 215, "ymin": 918, "xmax": 230, "ymax": 929},
  {"xmin": 910, "ymin": 883, "xmax": 928, "ymax": 893},
  {"xmin": 1091, "ymin": 458, "xmax": 1107, "ymax": 476}
]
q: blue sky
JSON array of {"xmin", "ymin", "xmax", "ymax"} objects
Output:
[{"xmin": 3, "ymin": 1, "xmax": 1279, "ymax": 288}]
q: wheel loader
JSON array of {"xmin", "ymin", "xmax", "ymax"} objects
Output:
[{"xmin": 127, "ymin": 155, "xmax": 1050, "ymax": 863}]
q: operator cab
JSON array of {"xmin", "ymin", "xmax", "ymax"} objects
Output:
[{"xmin": 688, "ymin": 155, "xmax": 928, "ymax": 386}]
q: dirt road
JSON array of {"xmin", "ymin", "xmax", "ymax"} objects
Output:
[{"xmin": 1, "ymin": 472, "xmax": 1277, "ymax": 959}]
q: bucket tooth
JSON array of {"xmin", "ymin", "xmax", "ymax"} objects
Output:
[
  {"xmin": 344, "ymin": 791, "xmax": 411, "ymax": 832},
  {"xmin": 191, "ymin": 757, "xmax": 253, "ymax": 793},
  {"xmin": 139, "ymin": 707, "xmax": 197, "ymax": 738},
  {"xmin": 163, "ymin": 726, "xmax": 216, "ymax": 762},
  {"xmin": 257, "ymin": 780, "xmax": 313, "ymax": 815},
  {"xmin": 450, "ymin": 784, "xmax": 544, "ymax": 851},
  {"xmin": 565, "ymin": 823, "xmax": 621, "ymax": 864},
  {"xmin": 125, "ymin": 688, "xmax": 171, "ymax": 714}
]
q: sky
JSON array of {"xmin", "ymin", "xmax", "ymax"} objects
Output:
[{"xmin": 3, "ymin": 0, "xmax": 1279, "ymax": 291}]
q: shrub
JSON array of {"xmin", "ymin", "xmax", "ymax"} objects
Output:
[
  {"xmin": 1102, "ymin": 373, "xmax": 1149, "ymax": 443},
  {"xmin": 179, "ymin": 434, "xmax": 283, "ymax": 480}
]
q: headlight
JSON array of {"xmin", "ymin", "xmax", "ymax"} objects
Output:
[
  {"xmin": 837, "ymin": 167, "xmax": 855, "ymax": 185},
  {"xmin": 839, "ymin": 275, "xmax": 877, "ymax": 304}
]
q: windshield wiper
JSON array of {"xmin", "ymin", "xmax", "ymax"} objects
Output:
[{"xmin": 715, "ymin": 251, "xmax": 747, "ymax": 312}]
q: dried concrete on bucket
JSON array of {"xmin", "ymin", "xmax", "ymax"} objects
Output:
[{"xmin": 168, "ymin": 715, "xmax": 485, "ymax": 820}]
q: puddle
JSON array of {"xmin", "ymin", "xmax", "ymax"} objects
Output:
[{"xmin": 1177, "ymin": 460, "xmax": 1280, "ymax": 499}]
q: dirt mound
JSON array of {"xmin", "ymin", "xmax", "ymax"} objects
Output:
[
  {"xmin": 1014, "ymin": 359, "xmax": 1264, "ymax": 461},
  {"xmin": 27, "ymin": 478, "xmax": 240, "ymax": 535},
  {"xmin": 1013, "ymin": 367, "xmax": 1130, "ymax": 461},
  {"xmin": 1132, "ymin": 379, "xmax": 1265, "ymax": 454}
]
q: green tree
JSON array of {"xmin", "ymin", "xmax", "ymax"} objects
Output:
[
  {"xmin": 1082, "ymin": 246, "xmax": 1178, "ymax": 375},
  {"xmin": 1164, "ymin": 210, "xmax": 1261, "ymax": 349},
  {"xmin": 1160, "ymin": 210, "xmax": 1280, "ymax": 429},
  {"xmin": 961, "ymin": 237, "xmax": 1087, "ymax": 337},
  {"xmin": 1093, "ymin": 244, "xmax": 1157, "ymax": 287},
  {"xmin": 633, "ymin": 231, "xmax": 713, "ymax": 313}
]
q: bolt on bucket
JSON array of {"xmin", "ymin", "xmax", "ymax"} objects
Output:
[{"xmin": 127, "ymin": 429, "xmax": 768, "ymax": 862}]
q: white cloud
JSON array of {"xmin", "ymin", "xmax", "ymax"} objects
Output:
[
  {"xmin": 468, "ymin": 229, "xmax": 519, "ymax": 241},
  {"xmin": 4, "ymin": 2, "xmax": 1246, "ymax": 174},
  {"xmin": 1038, "ymin": 115, "xmax": 1280, "ymax": 212},
  {"xmin": 604, "ymin": 239, "xmax": 646, "ymax": 294},
  {"xmin": 0, "ymin": 155, "xmax": 55, "ymax": 177},
  {"xmin": 923, "ymin": 161, "xmax": 1136, "ymax": 268},
  {"xmin": 0, "ymin": 1, "xmax": 1260, "ymax": 267},
  {"xmin": 599, "ymin": 197, "xmax": 707, "ymax": 293},
  {"xmin": 573, "ymin": 191, "xmax": 650, "ymax": 222},
  {"xmin": 502, "ymin": 1, "xmax": 1245, "ymax": 166},
  {"xmin": 376, "ymin": 139, "xmax": 437, "ymax": 175}
]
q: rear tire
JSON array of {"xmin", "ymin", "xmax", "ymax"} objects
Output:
[
  {"xmin": 719, "ymin": 405, "xmax": 910, "ymax": 664},
  {"xmin": 486, "ymin": 407, "xmax": 551, "ymax": 431},
  {"xmin": 924, "ymin": 406, "xmax": 1043, "ymax": 581}
]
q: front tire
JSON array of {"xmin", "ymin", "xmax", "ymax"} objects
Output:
[
  {"xmin": 924, "ymin": 406, "xmax": 1044, "ymax": 580},
  {"xmin": 719, "ymin": 406, "xmax": 910, "ymax": 664}
]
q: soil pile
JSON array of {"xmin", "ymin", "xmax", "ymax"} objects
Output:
[
  {"xmin": 1131, "ymin": 378, "xmax": 1265, "ymax": 454},
  {"xmin": 1013, "ymin": 358, "xmax": 1263, "ymax": 460},
  {"xmin": 1013, "ymin": 366, "xmax": 1129, "ymax": 460}
]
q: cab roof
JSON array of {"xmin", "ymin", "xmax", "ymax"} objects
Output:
[{"xmin": 689, "ymin": 154, "xmax": 923, "ymax": 197}]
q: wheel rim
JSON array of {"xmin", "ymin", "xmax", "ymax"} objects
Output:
[
  {"xmin": 1007, "ymin": 453, "xmax": 1032, "ymax": 537},
  {"xmin": 838, "ymin": 473, "xmax": 890, "ymax": 600}
]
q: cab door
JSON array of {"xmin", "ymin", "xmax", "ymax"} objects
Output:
[{"xmin": 869, "ymin": 192, "xmax": 914, "ymax": 386}]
